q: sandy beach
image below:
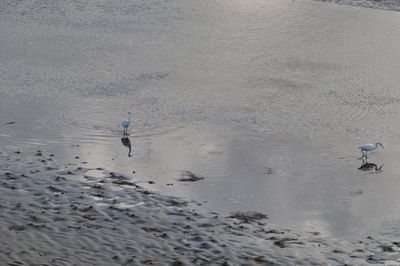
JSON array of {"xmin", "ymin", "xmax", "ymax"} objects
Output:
[{"xmin": 1, "ymin": 150, "xmax": 400, "ymax": 265}]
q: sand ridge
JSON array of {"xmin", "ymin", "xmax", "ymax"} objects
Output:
[{"xmin": 315, "ymin": 0, "xmax": 400, "ymax": 12}]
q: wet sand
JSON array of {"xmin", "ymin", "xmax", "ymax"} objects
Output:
[
  {"xmin": 316, "ymin": 0, "xmax": 400, "ymax": 12},
  {"xmin": 1, "ymin": 150, "xmax": 400, "ymax": 265}
]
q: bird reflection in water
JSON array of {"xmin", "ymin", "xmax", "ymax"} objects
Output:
[
  {"xmin": 358, "ymin": 158, "xmax": 383, "ymax": 172},
  {"xmin": 121, "ymin": 136, "xmax": 132, "ymax": 157}
]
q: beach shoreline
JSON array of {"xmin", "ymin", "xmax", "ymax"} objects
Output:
[
  {"xmin": 1, "ymin": 149, "xmax": 400, "ymax": 265},
  {"xmin": 315, "ymin": 0, "xmax": 400, "ymax": 12},
  {"xmin": 2, "ymin": 0, "xmax": 400, "ymax": 264}
]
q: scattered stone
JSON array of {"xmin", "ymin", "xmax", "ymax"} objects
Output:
[
  {"xmin": 142, "ymin": 227, "xmax": 161, "ymax": 233},
  {"xmin": 178, "ymin": 170, "xmax": 204, "ymax": 182},
  {"xmin": 333, "ymin": 249, "xmax": 345, "ymax": 253},
  {"xmin": 141, "ymin": 259, "xmax": 155, "ymax": 265},
  {"xmin": 54, "ymin": 176, "xmax": 66, "ymax": 181},
  {"xmin": 112, "ymin": 180, "xmax": 136, "ymax": 186},
  {"xmin": 92, "ymin": 185, "xmax": 104, "ymax": 190},
  {"xmin": 380, "ymin": 243, "xmax": 395, "ymax": 252},
  {"xmin": 170, "ymin": 260, "xmax": 184, "ymax": 266},
  {"xmin": 79, "ymin": 206, "xmax": 93, "ymax": 212},
  {"xmin": 264, "ymin": 167, "xmax": 275, "ymax": 175},
  {"xmin": 3, "ymin": 172, "xmax": 14, "ymax": 180},
  {"xmin": 228, "ymin": 211, "xmax": 268, "ymax": 222},
  {"xmin": 47, "ymin": 186, "xmax": 65, "ymax": 194},
  {"xmin": 351, "ymin": 190, "xmax": 363, "ymax": 195},
  {"xmin": 265, "ymin": 229, "xmax": 283, "ymax": 234},
  {"xmin": 83, "ymin": 214, "xmax": 96, "ymax": 221},
  {"xmin": 274, "ymin": 238, "xmax": 296, "ymax": 248},
  {"xmin": 9, "ymin": 225, "xmax": 26, "ymax": 231},
  {"xmin": 254, "ymin": 256, "xmax": 270, "ymax": 264}
]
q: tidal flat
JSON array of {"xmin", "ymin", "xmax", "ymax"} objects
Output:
[
  {"xmin": 1, "ymin": 150, "xmax": 400, "ymax": 265},
  {"xmin": 2, "ymin": 0, "xmax": 400, "ymax": 264}
]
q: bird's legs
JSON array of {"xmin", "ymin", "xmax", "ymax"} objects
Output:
[{"xmin": 359, "ymin": 150, "xmax": 367, "ymax": 160}]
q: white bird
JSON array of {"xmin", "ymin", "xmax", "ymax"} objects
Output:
[
  {"xmin": 121, "ymin": 112, "xmax": 132, "ymax": 135},
  {"xmin": 358, "ymin": 142, "xmax": 383, "ymax": 159}
]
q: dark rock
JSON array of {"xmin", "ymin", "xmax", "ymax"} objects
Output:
[
  {"xmin": 47, "ymin": 186, "xmax": 65, "ymax": 194},
  {"xmin": 178, "ymin": 170, "xmax": 205, "ymax": 182},
  {"xmin": 112, "ymin": 180, "xmax": 136, "ymax": 186},
  {"xmin": 228, "ymin": 211, "xmax": 268, "ymax": 222},
  {"xmin": 274, "ymin": 238, "xmax": 296, "ymax": 248}
]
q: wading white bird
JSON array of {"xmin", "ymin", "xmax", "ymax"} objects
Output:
[
  {"xmin": 358, "ymin": 143, "xmax": 383, "ymax": 158},
  {"xmin": 121, "ymin": 112, "xmax": 132, "ymax": 135}
]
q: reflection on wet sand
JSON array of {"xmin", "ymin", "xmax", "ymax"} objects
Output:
[
  {"xmin": 358, "ymin": 158, "xmax": 383, "ymax": 172},
  {"xmin": 121, "ymin": 137, "xmax": 132, "ymax": 157}
]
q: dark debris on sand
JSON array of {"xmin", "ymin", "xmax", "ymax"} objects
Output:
[
  {"xmin": 228, "ymin": 211, "xmax": 268, "ymax": 223},
  {"xmin": 178, "ymin": 170, "xmax": 205, "ymax": 182}
]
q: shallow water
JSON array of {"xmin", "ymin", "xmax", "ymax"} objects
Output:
[{"xmin": 1, "ymin": 0, "xmax": 400, "ymax": 238}]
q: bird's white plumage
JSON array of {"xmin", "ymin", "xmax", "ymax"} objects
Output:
[
  {"xmin": 121, "ymin": 119, "xmax": 130, "ymax": 129},
  {"xmin": 358, "ymin": 142, "xmax": 383, "ymax": 159},
  {"xmin": 121, "ymin": 112, "xmax": 132, "ymax": 134},
  {"xmin": 358, "ymin": 143, "xmax": 376, "ymax": 151}
]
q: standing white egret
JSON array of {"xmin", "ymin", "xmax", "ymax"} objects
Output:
[
  {"xmin": 358, "ymin": 143, "xmax": 383, "ymax": 158},
  {"xmin": 121, "ymin": 112, "xmax": 132, "ymax": 135}
]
